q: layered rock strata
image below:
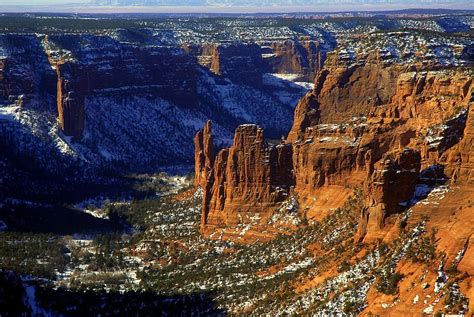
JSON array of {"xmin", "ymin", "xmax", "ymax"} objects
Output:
[
  {"xmin": 198, "ymin": 123, "xmax": 293, "ymax": 228},
  {"xmin": 448, "ymin": 106, "xmax": 474, "ymax": 185},
  {"xmin": 45, "ymin": 34, "xmax": 198, "ymax": 139},
  {"xmin": 195, "ymin": 49, "xmax": 473, "ymax": 241},
  {"xmin": 357, "ymin": 149, "xmax": 421, "ymax": 241}
]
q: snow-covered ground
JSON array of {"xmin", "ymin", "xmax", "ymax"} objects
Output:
[
  {"xmin": 1, "ymin": 66, "xmax": 301, "ymax": 176},
  {"xmin": 263, "ymin": 73, "xmax": 315, "ymax": 90},
  {"xmin": 0, "ymin": 105, "xmax": 20, "ymax": 121}
]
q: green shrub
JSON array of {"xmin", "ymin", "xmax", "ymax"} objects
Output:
[{"xmin": 376, "ymin": 269, "xmax": 404, "ymax": 295}]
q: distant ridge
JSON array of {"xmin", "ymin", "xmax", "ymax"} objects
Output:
[{"xmin": 90, "ymin": 0, "xmax": 471, "ymax": 5}]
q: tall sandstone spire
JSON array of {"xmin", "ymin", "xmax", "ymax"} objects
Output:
[{"xmin": 56, "ymin": 63, "xmax": 86, "ymax": 140}]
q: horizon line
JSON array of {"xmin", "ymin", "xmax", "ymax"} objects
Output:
[{"xmin": 1, "ymin": 4, "xmax": 473, "ymax": 14}]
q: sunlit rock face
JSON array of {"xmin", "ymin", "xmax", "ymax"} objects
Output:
[
  {"xmin": 197, "ymin": 123, "xmax": 294, "ymax": 229},
  {"xmin": 196, "ymin": 45, "xmax": 473, "ymax": 241}
]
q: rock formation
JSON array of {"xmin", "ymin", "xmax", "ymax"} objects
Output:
[
  {"xmin": 56, "ymin": 63, "xmax": 86, "ymax": 139},
  {"xmin": 187, "ymin": 39, "xmax": 326, "ymax": 86},
  {"xmin": 357, "ymin": 148, "xmax": 421, "ymax": 241},
  {"xmin": 198, "ymin": 123, "xmax": 293, "ymax": 229},
  {"xmin": 195, "ymin": 47, "xmax": 474, "ymax": 241},
  {"xmin": 449, "ymin": 106, "xmax": 474, "ymax": 185},
  {"xmin": 287, "ymin": 92, "xmax": 321, "ymax": 143},
  {"xmin": 209, "ymin": 43, "xmax": 264, "ymax": 87},
  {"xmin": 194, "ymin": 120, "xmax": 215, "ymax": 188},
  {"xmin": 0, "ymin": 34, "xmax": 56, "ymax": 105},
  {"xmin": 302, "ymin": 51, "xmax": 407, "ymax": 123},
  {"xmin": 266, "ymin": 39, "xmax": 323, "ymax": 81},
  {"xmin": 288, "ymin": 50, "xmax": 472, "ymax": 126},
  {"xmin": 44, "ymin": 34, "xmax": 199, "ymax": 139},
  {"xmin": 0, "ymin": 33, "xmax": 299, "ymax": 171}
]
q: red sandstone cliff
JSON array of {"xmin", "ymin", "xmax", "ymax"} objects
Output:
[
  {"xmin": 449, "ymin": 106, "xmax": 474, "ymax": 185},
  {"xmin": 357, "ymin": 148, "xmax": 421, "ymax": 241},
  {"xmin": 198, "ymin": 124, "xmax": 293, "ymax": 229},
  {"xmin": 189, "ymin": 41, "xmax": 474, "ymax": 315},
  {"xmin": 194, "ymin": 120, "xmax": 215, "ymax": 188},
  {"xmin": 195, "ymin": 49, "xmax": 473, "ymax": 241}
]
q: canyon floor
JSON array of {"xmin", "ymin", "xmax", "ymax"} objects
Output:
[{"xmin": 1, "ymin": 173, "xmax": 470, "ymax": 315}]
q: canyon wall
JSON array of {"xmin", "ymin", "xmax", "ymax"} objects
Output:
[
  {"xmin": 195, "ymin": 49, "xmax": 473, "ymax": 240},
  {"xmin": 187, "ymin": 39, "xmax": 324, "ymax": 87},
  {"xmin": 46, "ymin": 34, "xmax": 199, "ymax": 139},
  {"xmin": 50, "ymin": 36, "xmax": 321, "ymax": 141},
  {"xmin": 0, "ymin": 34, "xmax": 56, "ymax": 105},
  {"xmin": 209, "ymin": 43, "xmax": 264, "ymax": 87},
  {"xmin": 1, "ymin": 33, "xmax": 302, "ymax": 171},
  {"xmin": 449, "ymin": 105, "xmax": 474, "ymax": 185},
  {"xmin": 265, "ymin": 39, "xmax": 323, "ymax": 81},
  {"xmin": 357, "ymin": 148, "xmax": 421, "ymax": 241}
]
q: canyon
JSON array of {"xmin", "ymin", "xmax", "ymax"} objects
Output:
[
  {"xmin": 1, "ymin": 13, "xmax": 474, "ymax": 316},
  {"xmin": 1, "ymin": 33, "xmax": 318, "ymax": 175},
  {"xmin": 195, "ymin": 44, "xmax": 474, "ymax": 313},
  {"xmin": 197, "ymin": 49, "xmax": 473, "ymax": 240}
]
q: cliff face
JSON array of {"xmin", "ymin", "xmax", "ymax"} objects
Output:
[
  {"xmin": 449, "ymin": 106, "xmax": 474, "ymax": 185},
  {"xmin": 0, "ymin": 34, "xmax": 56, "ymax": 106},
  {"xmin": 286, "ymin": 92, "xmax": 321, "ymax": 143},
  {"xmin": 194, "ymin": 53, "xmax": 474, "ymax": 314},
  {"xmin": 287, "ymin": 51, "xmax": 402, "ymax": 141},
  {"xmin": 1, "ymin": 33, "xmax": 302, "ymax": 173},
  {"xmin": 266, "ymin": 39, "xmax": 322, "ymax": 81},
  {"xmin": 56, "ymin": 63, "xmax": 86, "ymax": 140},
  {"xmin": 289, "ymin": 50, "xmax": 472, "ymax": 128},
  {"xmin": 188, "ymin": 40, "xmax": 324, "ymax": 87},
  {"xmin": 52, "ymin": 37, "xmax": 322, "ymax": 140},
  {"xmin": 195, "ymin": 49, "xmax": 474, "ymax": 240},
  {"xmin": 306, "ymin": 51, "xmax": 407, "ymax": 123},
  {"xmin": 292, "ymin": 120, "xmax": 369, "ymax": 194},
  {"xmin": 194, "ymin": 120, "xmax": 215, "ymax": 188},
  {"xmin": 209, "ymin": 43, "xmax": 264, "ymax": 87},
  {"xmin": 199, "ymin": 123, "xmax": 294, "ymax": 228},
  {"xmin": 46, "ymin": 34, "xmax": 199, "ymax": 139},
  {"xmin": 357, "ymin": 148, "xmax": 421, "ymax": 241},
  {"xmin": 385, "ymin": 70, "xmax": 472, "ymax": 121}
]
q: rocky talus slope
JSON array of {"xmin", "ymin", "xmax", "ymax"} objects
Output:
[{"xmin": 195, "ymin": 50, "xmax": 474, "ymax": 314}]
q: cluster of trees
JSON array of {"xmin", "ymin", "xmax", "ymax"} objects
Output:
[
  {"xmin": 0, "ymin": 15, "xmax": 142, "ymax": 33},
  {"xmin": 376, "ymin": 268, "xmax": 404, "ymax": 295},
  {"xmin": 407, "ymin": 229, "xmax": 437, "ymax": 264},
  {"xmin": 0, "ymin": 232, "xmax": 68, "ymax": 279}
]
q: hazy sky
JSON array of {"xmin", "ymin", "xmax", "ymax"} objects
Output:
[
  {"xmin": 1, "ymin": 0, "xmax": 472, "ymax": 12},
  {"xmin": 1, "ymin": 0, "xmax": 86, "ymax": 4}
]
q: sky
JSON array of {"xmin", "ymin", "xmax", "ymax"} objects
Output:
[
  {"xmin": 1, "ymin": 0, "xmax": 473, "ymax": 12},
  {"xmin": 1, "ymin": 0, "xmax": 85, "ymax": 4}
]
